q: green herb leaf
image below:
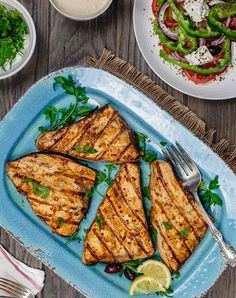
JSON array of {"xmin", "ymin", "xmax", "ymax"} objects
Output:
[
  {"xmin": 105, "ymin": 164, "xmax": 117, "ymax": 186},
  {"xmin": 151, "ymin": 225, "xmax": 158, "ymax": 241},
  {"xmin": 96, "ymin": 171, "xmax": 107, "ymax": 186},
  {"xmin": 25, "ymin": 178, "xmax": 50, "ymax": 199},
  {"xmin": 172, "ymin": 271, "xmax": 181, "ymax": 280},
  {"xmin": 0, "ymin": 5, "xmax": 28, "ymax": 70},
  {"xmin": 209, "ymin": 175, "xmax": 219, "ymax": 190},
  {"xmin": 96, "ymin": 215, "xmax": 104, "ymax": 230},
  {"xmin": 65, "ymin": 230, "xmax": 82, "ymax": 245},
  {"xmin": 156, "ymin": 287, "xmax": 174, "ymax": 297},
  {"xmin": 198, "ymin": 176, "xmax": 223, "ymax": 208},
  {"xmin": 160, "ymin": 141, "xmax": 168, "ymax": 147},
  {"xmin": 142, "ymin": 186, "xmax": 150, "ymax": 200},
  {"xmin": 162, "ymin": 222, "xmax": 173, "ymax": 230},
  {"xmin": 178, "ymin": 227, "xmax": 190, "ymax": 239},
  {"xmin": 121, "ymin": 260, "xmax": 143, "ymax": 274},
  {"xmin": 142, "ymin": 150, "xmax": 158, "ymax": 162},
  {"xmin": 38, "ymin": 75, "xmax": 96, "ymax": 132},
  {"xmin": 57, "ymin": 217, "xmax": 65, "ymax": 228},
  {"xmin": 75, "ymin": 143, "xmax": 97, "ymax": 154},
  {"xmin": 136, "ymin": 132, "xmax": 157, "ymax": 162}
]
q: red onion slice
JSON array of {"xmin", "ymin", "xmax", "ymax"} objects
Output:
[
  {"xmin": 209, "ymin": 0, "xmax": 224, "ymax": 6},
  {"xmin": 169, "ymin": 51, "xmax": 187, "ymax": 62},
  {"xmin": 158, "ymin": 2, "xmax": 178, "ymax": 41},
  {"xmin": 199, "ymin": 38, "xmax": 206, "ymax": 47},
  {"xmin": 211, "ymin": 35, "xmax": 226, "ymax": 46}
]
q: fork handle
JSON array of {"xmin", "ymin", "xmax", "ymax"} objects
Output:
[{"xmin": 192, "ymin": 191, "xmax": 236, "ymax": 268}]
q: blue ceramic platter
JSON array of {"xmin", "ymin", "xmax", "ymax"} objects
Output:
[{"xmin": 1, "ymin": 67, "xmax": 236, "ymax": 298}]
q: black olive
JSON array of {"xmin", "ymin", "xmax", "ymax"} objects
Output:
[
  {"xmin": 104, "ymin": 264, "xmax": 122, "ymax": 274},
  {"xmin": 208, "ymin": 45, "xmax": 222, "ymax": 56},
  {"xmin": 124, "ymin": 268, "xmax": 136, "ymax": 281}
]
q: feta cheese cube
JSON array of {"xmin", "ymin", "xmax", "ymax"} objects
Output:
[
  {"xmin": 184, "ymin": 0, "xmax": 209, "ymax": 23},
  {"xmin": 185, "ymin": 46, "xmax": 214, "ymax": 66},
  {"xmin": 232, "ymin": 42, "xmax": 236, "ymax": 66}
]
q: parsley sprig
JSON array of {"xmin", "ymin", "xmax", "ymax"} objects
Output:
[
  {"xmin": 25, "ymin": 178, "xmax": 50, "ymax": 199},
  {"xmin": 198, "ymin": 176, "xmax": 223, "ymax": 208},
  {"xmin": 136, "ymin": 132, "xmax": 157, "ymax": 162},
  {"xmin": 142, "ymin": 185, "xmax": 150, "ymax": 200},
  {"xmin": 119, "ymin": 260, "xmax": 143, "ymax": 277},
  {"xmin": 178, "ymin": 227, "xmax": 190, "ymax": 239},
  {"xmin": 162, "ymin": 222, "xmax": 173, "ymax": 230},
  {"xmin": 38, "ymin": 75, "xmax": 97, "ymax": 132},
  {"xmin": 65, "ymin": 228, "xmax": 88, "ymax": 245}
]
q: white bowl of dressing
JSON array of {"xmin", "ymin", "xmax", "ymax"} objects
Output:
[{"xmin": 49, "ymin": 0, "xmax": 113, "ymax": 21}]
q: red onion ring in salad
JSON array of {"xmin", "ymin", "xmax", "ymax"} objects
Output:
[
  {"xmin": 169, "ymin": 51, "xmax": 187, "ymax": 62},
  {"xmin": 158, "ymin": 2, "xmax": 178, "ymax": 41},
  {"xmin": 210, "ymin": 17, "xmax": 231, "ymax": 46},
  {"xmin": 209, "ymin": 0, "xmax": 224, "ymax": 6}
]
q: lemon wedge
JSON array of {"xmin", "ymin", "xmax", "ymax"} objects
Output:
[
  {"xmin": 129, "ymin": 275, "xmax": 165, "ymax": 296},
  {"xmin": 137, "ymin": 260, "xmax": 172, "ymax": 290}
]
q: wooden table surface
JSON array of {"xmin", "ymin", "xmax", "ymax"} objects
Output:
[{"xmin": 0, "ymin": 0, "xmax": 236, "ymax": 297}]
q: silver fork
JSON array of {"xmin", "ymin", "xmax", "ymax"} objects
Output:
[
  {"xmin": 0, "ymin": 278, "xmax": 34, "ymax": 298},
  {"xmin": 163, "ymin": 142, "xmax": 236, "ymax": 267}
]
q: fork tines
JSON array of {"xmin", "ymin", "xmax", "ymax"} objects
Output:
[
  {"xmin": 162, "ymin": 142, "xmax": 199, "ymax": 179},
  {"xmin": 0, "ymin": 277, "xmax": 30, "ymax": 297}
]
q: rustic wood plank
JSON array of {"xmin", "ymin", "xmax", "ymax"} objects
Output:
[{"xmin": 0, "ymin": 0, "xmax": 236, "ymax": 297}]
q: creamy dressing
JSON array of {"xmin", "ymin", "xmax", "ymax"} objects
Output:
[{"xmin": 53, "ymin": 0, "xmax": 109, "ymax": 18}]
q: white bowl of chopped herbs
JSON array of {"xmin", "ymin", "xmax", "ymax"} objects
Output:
[{"xmin": 0, "ymin": 0, "xmax": 36, "ymax": 79}]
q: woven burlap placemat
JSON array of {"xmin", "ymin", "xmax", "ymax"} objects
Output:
[{"xmin": 88, "ymin": 49, "xmax": 236, "ymax": 174}]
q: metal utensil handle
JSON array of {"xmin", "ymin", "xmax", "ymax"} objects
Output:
[{"xmin": 192, "ymin": 191, "xmax": 236, "ymax": 267}]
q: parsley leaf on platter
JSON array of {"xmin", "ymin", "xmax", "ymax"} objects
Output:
[
  {"xmin": 198, "ymin": 175, "xmax": 223, "ymax": 208},
  {"xmin": 156, "ymin": 287, "xmax": 174, "ymax": 297},
  {"xmin": 96, "ymin": 215, "xmax": 104, "ymax": 230},
  {"xmin": 172, "ymin": 271, "xmax": 181, "ymax": 280},
  {"xmin": 142, "ymin": 186, "xmax": 150, "ymax": 200},
  {"xmin": 65, "ymin": 230, "xmax": 82, "ymax": 245},
  {"xmin": 119, "ymin": 260, "xmax": 143, "ymax": 277},
  {"xmin": 160, "ymin": 141, "xmax": 168, "ymax": 147},
  {"xmin": 25, "ymin": 178, "xmax": 50, "ymax": 199},
  {"xmin": 136, "ymin": 132, "xmax": 157, "ymax": 163}
]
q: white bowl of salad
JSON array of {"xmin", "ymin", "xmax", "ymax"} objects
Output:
[
  {"xmin": 133, "ymin": 0, "xmax": 236, "ymax": 99},
  {"xmin": 0, "ymin": 0, "xmax": 36, "ymax": 80}
]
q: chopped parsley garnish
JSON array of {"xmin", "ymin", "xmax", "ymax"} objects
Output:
[
  {"xmin": 95, "ymin": 165, "xmax": 117, "ymax": 186},
  {"xmin": 0, "ymin": 5, "xmax": 28, "ymax": 70},
  {"xmin": 198, "ymin": 176, "xmax": 223, "ymax": 208},
  {"xmin": 156, "ymin": 287, "xmax": 173, "ymax": 297},
  {"xmin": 136, "ymin": 132, "xmax": 157, "ymax": 162},
  {"xmin": 96, "ymin": 215, "xmax": 104, "ymax": 230},
  {"xmin": 25, "ymin": 178, "xmax": 50, "ymax": 199},
  {"xmin": 57, "ymin": 217, "xmax": 65, "ymax": 228},
  {"xmin": 178, "ymin": 227, "xmax": 190, "ymax": 239},
  {"xmin": 75, "ymin": 143, "xmax": 98, "ymax": 154},
  {"xmin": 119, "ymin": 260, "xmax": 143, "ymax": 277},
  {"xmin": 38, "ymin": 75, "xmax": 97, "ymax": 132},
  {"xmin": 65, "ymin": 230, "xmax": 82, "ymax": 245},
  {"xmin": 142, "ymin": 186, "xmax": 150, "ymax": 200},
  {"xmin": 162, "ymin": 222, "xmax": 173, "ymax": 230},
  {"xmin": 150, "ymin": 224, "xmax": 158, "ymax": 241}
]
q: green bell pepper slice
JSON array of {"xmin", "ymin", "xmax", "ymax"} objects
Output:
[
  {"xmin": 167, "ymin": 0, "xmax": 221, "ymax": 38},
  {"xmin": 208, "ymin": 3, "xmax": 236, "ymax": 39},
  {"xmin": 153, "ymin": 19, "xmax": 197, "ymax": 54},
  {"xmin": 160, "ymin": 38, "xmax": 231, "ymax": 75}
]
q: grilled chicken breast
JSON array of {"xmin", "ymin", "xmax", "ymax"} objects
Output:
[
  {"xmin": 150, "ymin": 160, "xmax": 208, "ymax": 272},
  {"xmin": 6, "ymin": 153, "xmax": 96, "ymax": 237},
  {"xmin": 83, "ymin": 163, "xmax": 154, "ymax": 264},
  {"xmin": 36, "ymin": 105, "xmax": 141, "ymax": 164}
]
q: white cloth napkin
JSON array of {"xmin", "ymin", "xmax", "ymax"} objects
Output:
[{"xmin": 0, "ymin": 244, "xmax": 45, "ymax": 296}]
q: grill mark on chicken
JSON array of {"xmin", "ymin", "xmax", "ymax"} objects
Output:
[
  {"xmin": 98, "ymin": 124, "xmax": 126, "ymax": 159},
  {"xmin": 36, "ymin": 105, "xmax": 141, "ymax": 163},
  {"xmin": 105, "ymin": 196, "xmax": 148, "ymax": 256},
  {"xmin": 6, "ymin": 153, "xmax": 96, "ymax": 237},
  {"xmin": 82, "ymin": 164, "xmax": 154, "ymax": 264}
]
